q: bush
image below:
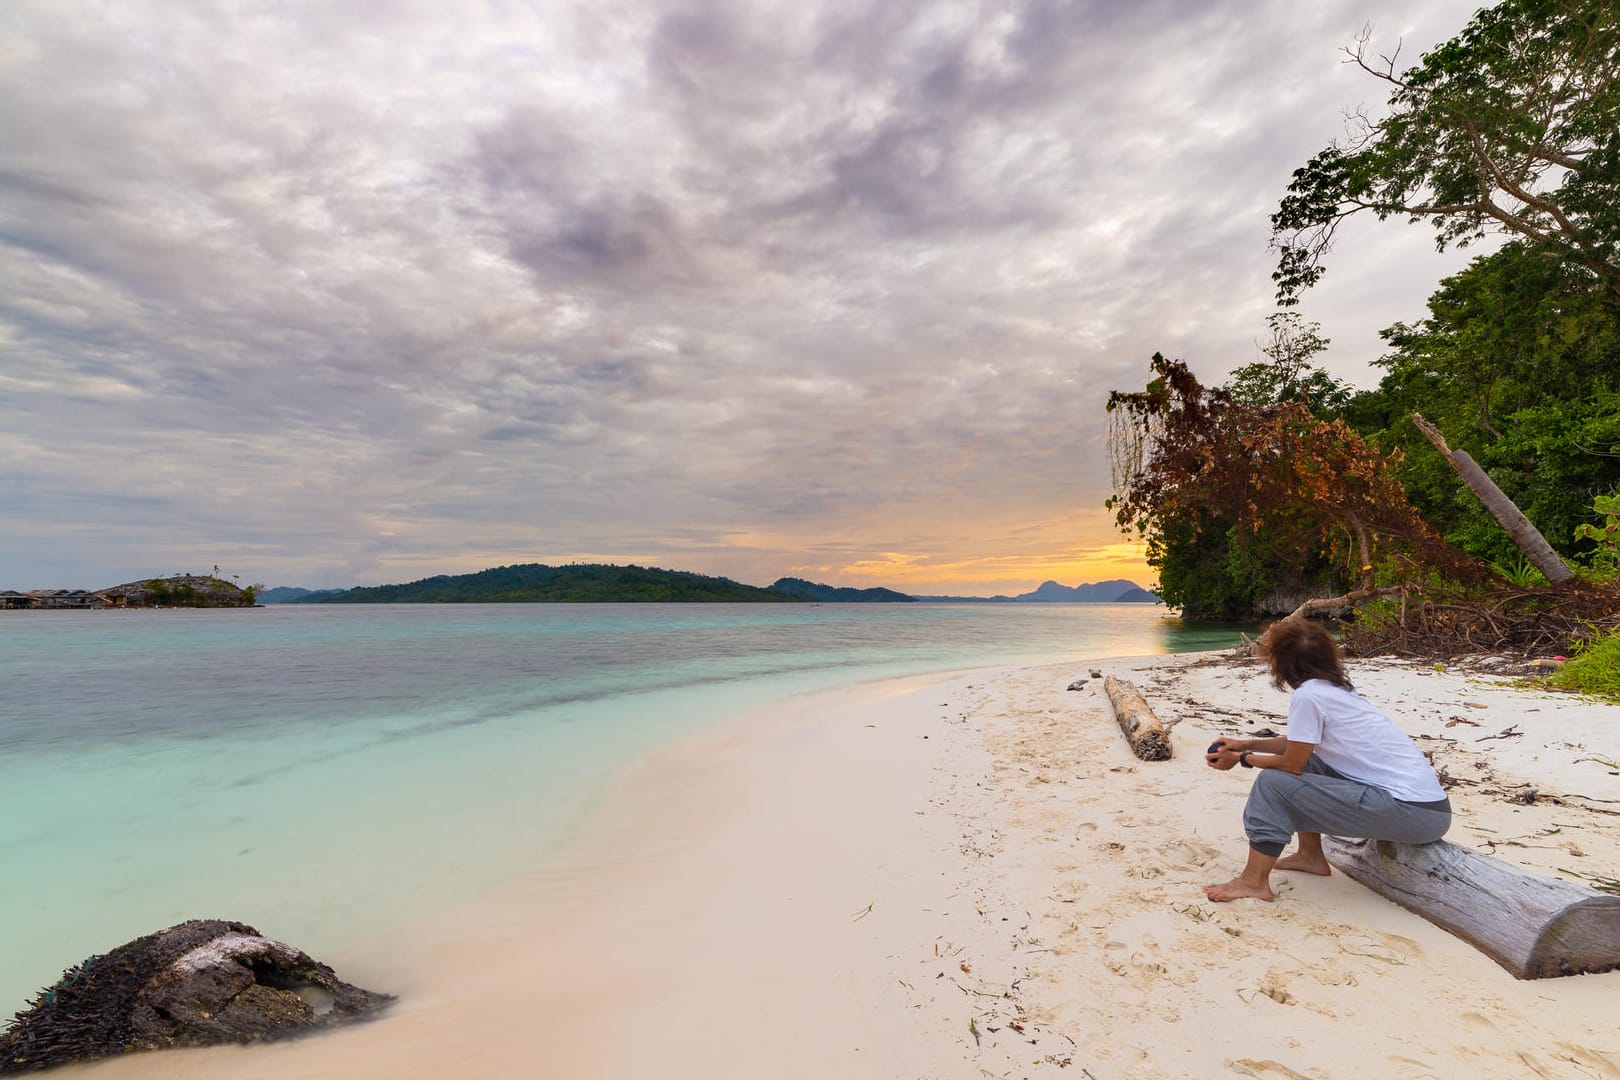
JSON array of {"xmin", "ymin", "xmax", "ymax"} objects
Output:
[{"xmin": 1547, "ymin": 631, "xmax": 1620, "ymax": 702}]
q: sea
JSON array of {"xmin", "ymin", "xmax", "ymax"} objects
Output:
[{"xmin": 0, "ymin": 602, "xmax": 1240, "ymax": 1009}]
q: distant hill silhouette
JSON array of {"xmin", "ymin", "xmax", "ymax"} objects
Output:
[
  {"xmin": 915, "ymin": 578, "xmax": 1159, "ymax": 603},
  {"xmin": 257, "ymin": 586, "xmax": 341, "ymax": 604},
  {"xmin": 270, "ymin": 567, "xmax": 1152, "ymax": 605},
  {"xmin": 768, "ymin": 577, "xmax": 915, "ymax": 602},
  {"xmin": 1112, "ymin": 584, "xmax": 1159, "ymax": 603},
  {"xmin": 294, "ymin": 563, "xmax": 796, "ymax": 604}
]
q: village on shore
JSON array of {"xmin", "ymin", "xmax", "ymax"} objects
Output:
[{"xmin": 0, "ymin": 575, "xmax": 257, "ymax": 610}]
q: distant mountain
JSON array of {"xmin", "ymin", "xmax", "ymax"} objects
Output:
[
  {"xmin": 767, "ymin": 577, "xmax": 915, "ymax": 602},
  {"xmin": 1021, "ymin": 579, "xmax": 1157, "ymax": 602},
  {"xmin": 916, "ymin": 579, "xmax": 1159, "ymax": 603},
  {"xmin": 294, "ymin": 563, "xmax": 798, "ymax": 604},
  {"xmin": 1113, "ymin": 585, "xmax": 1160, "ymax": 603},
  {"xmin": 257, "ymin": 586, "xmax": 342, "ymax": 604}
]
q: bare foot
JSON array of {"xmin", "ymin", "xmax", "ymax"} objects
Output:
[
  {"xmin": 1275, "ymin": 852, "xmax": 1332, "ymax": 876},
  {"xmin": 1202, "ymin": 878, "xmax": 1274, "ymax": 902}
]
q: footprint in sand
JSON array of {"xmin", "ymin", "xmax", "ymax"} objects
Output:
[
  {"xmin": 1170, "ymin": 901, "xmax": 1212, "ymax": 924},
  {"xmin": 1101, "ymin": 936, "xmax": 1197, "ymax": 990},
  {"xmin": 1553, "ymin": 1043, "xmax": 1620, "ymax": 1079},
  {"xmin": 1048, "ymin": 881, "xmax": 1088, "ymax": 904},
  {"xmin": 1254, "ymin": 974, "xmax": 1297, "ymax": 1007},
  {"xmin": 1101, "ymin": 939, "xmax": 1166, "ymax": 984},
  {"xmin": 1100, "ymin": 939, "xmax": 1142, "ymax": 988},
  {"xmin": 1229, "ymin": 1058, "xmax": 1314, "ymax": 1079},
  {"xmin": 1338, "ymin": 930, "xmax": 1419, "ymax": 967},
  {"xmin": 1307, "ymin": 958, "xmax": 1359, "ymax": 987},
  {"xmin": 1159, "ymin": 837, "xmax": 1224, "ymax": 872}
]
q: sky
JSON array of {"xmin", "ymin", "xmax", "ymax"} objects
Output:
[{"xmin": 1, "ymin": 0, "xmax": 1491, "ymax": 595}]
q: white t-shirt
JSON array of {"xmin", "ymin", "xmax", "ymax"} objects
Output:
[{"xmin": 1286, "ymin": 679, "xmax": 1447, "ymax": 802}]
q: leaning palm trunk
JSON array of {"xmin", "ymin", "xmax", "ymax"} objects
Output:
[{"xmin": 1411, "ymin": 414, "xmax": 1573, "ymax": 584}]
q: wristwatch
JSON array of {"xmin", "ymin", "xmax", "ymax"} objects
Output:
[{"xmin": 1239, "ymin": 751, "xmax": 1254, "ymax": 769}]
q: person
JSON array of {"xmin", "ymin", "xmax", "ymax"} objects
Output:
[{"xmin": 1202, "ymin": 618, "xmax": 1451, "ymax": 902}]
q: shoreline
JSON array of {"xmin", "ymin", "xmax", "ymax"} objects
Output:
[
  {"xmin": 61, "ymin": 650, "xmax": 1620, "ymax": 1078},
  {"xmin": 63, "ymin": 662, "xmax": 1011, "ymax": 1079}
]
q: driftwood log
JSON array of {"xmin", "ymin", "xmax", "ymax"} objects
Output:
[
  {"xmin": 1322, "ymin": 836, "xmax": 1620, "ymax": 979},
  {"xmin": 0, "ymin": 920, "xmax": 393, "ymax": 1072},
  {"xmin": 1102, "ymin": 676, "xmax": 1172, "ymax": 761}
]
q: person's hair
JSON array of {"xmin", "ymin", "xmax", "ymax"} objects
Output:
[{"xmin": 1256, "ymin": 618, "xmax": 1353, "ymax": 691}]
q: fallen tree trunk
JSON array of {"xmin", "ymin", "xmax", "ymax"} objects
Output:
[
  {"xmin": 1286, "ymin": 583, "xmax": 1405, "ymax": 622},
  {"xmin": 1322, "ymin": 836, "xmax": 1620, "ymax": 979},
  {"xmin": 1411, "ymin": 414, "xmax": 1573, "ymax": 583},
  {"xmin": 1102, "ymin": 676, "xmax": 1172, "ymax": 761}
]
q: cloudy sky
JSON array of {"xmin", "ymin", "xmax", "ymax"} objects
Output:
[{"xmin": 2, "ymin": 0, "xmax": 1488, "ymax": 594}]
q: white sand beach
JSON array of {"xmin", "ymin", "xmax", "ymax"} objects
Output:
[{"xmin": 68, "ymin": 650, "xmax": 1620, "ymax": 1079}]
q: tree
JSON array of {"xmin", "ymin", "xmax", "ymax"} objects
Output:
[
  {"xmin": 1412, "ymin": 414, "xmax": 1573, "ymax": 581},
  {"xmin": 1271, "ymin": 0, "xmax": 1620, "ymax": 306},
  {"xmin": 1343, "ymin": 242, "xmax": 1620, "ymax": 565},
  {"xmin": 1224, "ymin": 313, "xmax": 1352, "ymax": 414},
  {"xmin": 1107, "ymin": 354, "xmax": 1481, "ymax": 618}
]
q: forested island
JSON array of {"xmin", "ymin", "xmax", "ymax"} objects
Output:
[
  {"xmin": 766, "ymin": 577, "xmax": 915, "ymax": 602},
  {"xmin": 277, "ymin": 565, "xmax": 1163, "ymax": 605},
  {"xmin": 1104, "ymin": 0, "xmax": 1619, "ymax": 697},
  {"xmin": 296, "ymin": 564, "xmax": 795, "ymax": 603},
  {"xmin": 291, "ymin": 564, "xmax": 925, "ymax": 604}
]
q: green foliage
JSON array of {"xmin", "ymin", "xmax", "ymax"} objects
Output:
[
  {"xmin": 307, "ymin": 563, "xmax": 802, "ymax": 604},
  {"xmin": 1108, "ymin": 355, "xmax": 1473, "ymax": 620},
  {"xmin": 1224, "ymin": 314, "xmax": 1351, "ymax": 415},
  {"xmin": 1343, "ymin": 243, "xmax": 1620, "ymax": 565},
  {"xmin": 1574, "ymin": 492, "xmax": 1620, "ymax": 573},
  {"xmin": 1489, "ymin": 553, "xmax": 1548, "ymax": 587},
  {"xmin": 1574, "ymin": 492, "xmax": 1620, "ymax": 547},
  {"xmin": 1547, "ymin": 629, "xmax": 1620, "ymax": 700},
  {"xmin": 1117, "ymin": 3, "xmax": 1620, "ymax": 628},
  {"xmin": 1272, "ymin": 1, "xmax": 1620, "ymax": 305},
  {"xmin": 767, "ymin": 578, "xmax": 914, "ymax": 602},
  {"xmin": 1145, "ymin": 518, "xmax": 1297, "ymax": 619},
  {"xmin": 139, "ymin": 573, "xmax": 255, "ymax": 608}
]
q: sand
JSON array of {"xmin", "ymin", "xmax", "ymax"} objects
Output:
[{"xmin": 60, "ymin": 652, "xmax": 1620, "ymax": 1079}]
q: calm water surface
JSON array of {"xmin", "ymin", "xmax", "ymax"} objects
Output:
[{"xmin": 0, "ymin": 603, "xmax": 1239, "ymax": 1005}]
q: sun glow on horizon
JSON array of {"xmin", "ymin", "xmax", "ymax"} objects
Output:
[{"xmin": 823, "ymin": 540, "xmax": 1153, "ymax": 596}]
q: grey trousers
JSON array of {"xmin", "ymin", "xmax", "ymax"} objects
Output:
[{"xmin": 1242, "ymin": 756, "xmax": 1452, "ymax": 857}]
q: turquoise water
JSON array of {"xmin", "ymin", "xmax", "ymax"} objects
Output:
[{"xmin": 0, "ymin": 603, "xmax": 1238, "ymax": 1007}]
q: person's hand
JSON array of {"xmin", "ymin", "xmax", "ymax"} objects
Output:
[{"xmin": 1205, "ymin": 739, "xmax": 1243, "ymax": 770}]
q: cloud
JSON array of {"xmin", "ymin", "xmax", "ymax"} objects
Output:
[{"xmin": 0, "ymin": 0, "xmax": 1486, "ymax": 592}]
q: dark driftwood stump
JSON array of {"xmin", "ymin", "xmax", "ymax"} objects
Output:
[
  {"xmin": 1, "ymin": 920, "xmax": 393, "ymax": 1072},
  {"xmin": 1322, "ymin": 837, "xmax": 1620, "ymax": 979},
  {"xmin": 1102, "ymin": 676, "xmax": 1172, "ymax": 761}
]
